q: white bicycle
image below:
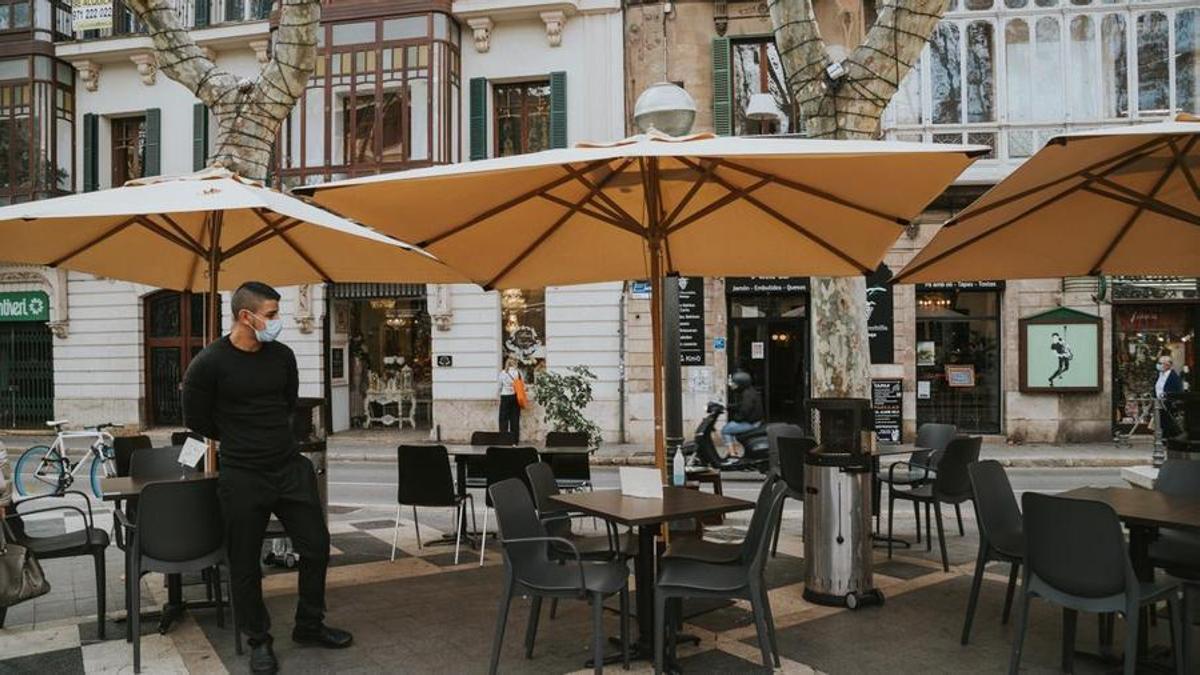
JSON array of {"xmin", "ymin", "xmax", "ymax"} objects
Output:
[{"xmin": 13, "ymin": 420, "xmax": 121, "ymax": 498}]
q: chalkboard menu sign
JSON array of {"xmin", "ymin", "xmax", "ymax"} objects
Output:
[
  {"xmin": 678, "ymin": 276, "xmax": 705, "ymax": 365},
  {"xmin": 872, "ymin": 379, "xmax": 903, "ymax": 445}
]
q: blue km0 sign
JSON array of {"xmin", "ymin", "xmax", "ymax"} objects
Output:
[{"xmin": 0, "ymin": 291, "xmax": 49, "ymax": 322}]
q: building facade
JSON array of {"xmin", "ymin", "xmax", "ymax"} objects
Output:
[{"xmin": 0, "ymin": 0, "xmax": 1195, "ymax": 446}]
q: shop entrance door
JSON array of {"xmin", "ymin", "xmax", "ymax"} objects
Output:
[
  {"xmin": 0, "ymin": 322, "xmax": 53, "ymax": 428},
  {"xmin": 727, "ymin": 293, "xmax": 808, "ymax": 426},
  {"xmin": 144, "ymin": 290, "xmax": 209, "ymax": 426}
]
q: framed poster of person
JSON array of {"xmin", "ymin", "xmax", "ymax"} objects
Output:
[{"xmin": 1019, "ymin": 308, "xmax": 1102, "ymax": 393}]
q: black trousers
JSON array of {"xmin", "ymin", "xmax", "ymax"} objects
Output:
[
  {"xmin": 218, "ymin": 455, "xmax": 329, "ymax": 644},
  {"xmin": 499, "ymin": 394, "xmax": 520, "ymax": 440}
]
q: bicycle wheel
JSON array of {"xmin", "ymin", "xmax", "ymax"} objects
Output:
[
  {"xmin": 89, "ymin": 453, "xmax": 115, "ymax": 498},
  {"xmin": 14, "ymin": 445, "xmax": 67, "ymax": 497}
]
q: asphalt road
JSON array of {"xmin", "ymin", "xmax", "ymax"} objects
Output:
[{"xmin": 326, "ymin": 461, "xmax": 1127, "ymax": 509}]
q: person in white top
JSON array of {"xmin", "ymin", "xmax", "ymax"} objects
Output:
[{"xmin": 498, "ymin": 357, "xmax": 522, "ymax": 440}]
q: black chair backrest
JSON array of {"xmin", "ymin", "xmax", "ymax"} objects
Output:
[
  {"xmin": 913, "ymin": 423, "xmax": 957, "ymax": 466},
  {"xmin": 1155, "ymin": 459, "xmax": 1200, "ymax": 497},
  {"xmin": 170, "ymin": 431, "xmax": 202, "ymax": 446},
  {"xmin": 932, "ymin": 436, "xmax": 981, "ymax": 500},
  {"xmin": 471, "ymin": 431, "xmax": 516, "ymax": 446},
  {"xmin": 397, "ymin": 445, "xmax": 457, "ymax": 507},
  {"xmin": 130, "ymin": 446, "xmax": 195, "ymax": 481},
  {"xmin": 744, "ymin": 480, "xmax": 789, "ymax": 572},
  {"xmin": 113, "ymin": 435, "xmax": 153, "ymax": 477},
  {"xmin": 490, "ymin": 477, "xmax": 554, "ymax": 581},
  {"xmin": 1023, "ymin": 492, "xmax": 1131, "ymax": 599},
  {"xmin": 138, "ymin": 478, "xmax": 224, "ymax": 563},
  {"xmin": 777, "ymin": 435, "xmax": 816, "ymax": 496},
  {"xmin": 543, "ymin": 451, "xmax": 591, "ymax": 483},
  {"xmin": 526, "ymin": 462, "xmax": 571, "ymax": 538},
  {"xmin": 766, "ymin": 423, "xmax": 807, "ymax": 476},
  {"xmin": 545, "ymin": 431, "xmax": 589, "ymax": 448},
  {"xmin": 485, "ymin": 446, "xmax": 539, "ymax": 506},
  {"xmin": 968, "ymin": 460, "xmax": 1022, "ymax": 544}
]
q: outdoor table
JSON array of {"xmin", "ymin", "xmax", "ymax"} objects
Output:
[
  {"xmin": 548, "ymin": 486, "xmax": 753, "ymax": 662},
  {"xmin": 1120, "ymin": 465, "xmax": 1159, "ymax": 490},
  {"xmin": 1059, "ymin": 486, "xmax": 1200, "ymax": 663},
  {"xmin": 101, "ymin": 473, "xmax": 219, "ymax": 634}
]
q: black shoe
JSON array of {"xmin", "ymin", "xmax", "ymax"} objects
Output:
[
  {"xmin": 250, "ymin": 641, "xmax": 278, "ymax": 674},
  {"xmin": 292, "ymin": 624, "xmax": 354, "ymax": 649}
]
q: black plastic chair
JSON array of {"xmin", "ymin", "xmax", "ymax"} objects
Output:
[
  {"xmin": 526, "ymin": 462, "xmax": 629, "ymax": 561},
  {"xmin": 480, "ymin": 446, "xmax": 540, "ymax": 566},
  {"xmin": 393, "ymin": 445, "xmax": 475, "ymax": 564},
  {"xmin": 771, "ymin": 434, "xmax": 815, "ymax": 557},
  {"xmin": 880, "ymin": 422, "xmax": 957, "ymax": 542},
  {"xmin": 465, "ymin": 431, "xmax": 518, "ymax": 489},
  {"xmin": 1009, "ymin": 492, "xmax": 1187, "ymax": 675},
  {"xmin": 1149, "ymin": 460, "xmax": 1200, "ymax": 578},
  {"xmin": 655, "ymin": 478, "xmax": 787, "ymax": 672},
  {"xmin": 2, "ymin": 491, "xmax": 109, "ymax": 637},
  {"xmin": 115, "ymin": 478, "xmax": 240, "ymax": 673},
  {"xmin": 543, "ymin": 431, "xmax": 594, "ymax": 492},
  {"xmin": 888, "ymin": 435, "xmax": 981, "ymax": 571},
  {"xmin": 486, "ymin": 478, "xmax": 629, "ymax": 675},
  {"xmin": 129, "ymin": 446, "xmax": 194, "ymax": 481},
  {"xmin": 961, "ymin": 460, "xmax": 1024, "ymax": 645},
  {"xmin": 113, "ymin": 435, "xmax": 153, "ymax": 478}
]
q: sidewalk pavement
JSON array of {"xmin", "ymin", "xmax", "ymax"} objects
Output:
[{"xmin": 1, "ymin": 428, "xmax": 1160, "ymax": 469}]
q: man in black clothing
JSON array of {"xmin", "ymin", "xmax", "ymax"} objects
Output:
[
  {"xmin": 183, "ymin": 282, "xmax": 351, "ymax": 674},
  {"xmin": 721, "ymin": 371, "xmax": 764, "ymax": 457}
]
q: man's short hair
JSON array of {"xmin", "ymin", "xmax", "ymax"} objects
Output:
[
  {"xmin": 231, "ymin": 281, "xmax": 281, "ymax": 317},
  {"xmin": 1051, "ymin": 332, "xmax": 1060, "ymax": 338}
]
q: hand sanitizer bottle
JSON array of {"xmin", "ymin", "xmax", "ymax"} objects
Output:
[{"xmin": 672, "ymin": 446, "xmax": 686, "ymax": 486}]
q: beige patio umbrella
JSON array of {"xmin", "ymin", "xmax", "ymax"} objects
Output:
[
  {"xmin": 0, "ymin": 168, "xmax": 466, "ymax": 342},
  {"xmin": 300, "ymin": 132, "xmax": 985, "ymax": 468},
  {"xmin": 0, "ymin": 168, "xmax": 466, "ymax": 468},
  {"xmin": 895, "ymin": 114, "xmax": 1200, "ymax": 284}
]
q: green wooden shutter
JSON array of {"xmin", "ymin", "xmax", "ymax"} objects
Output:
[
  {"xmin": 193, "ymin": 0, "xmax": 208, "ymax": 27},
  {"xmin": 143, "ymin": 108, "xmax": 161, "ymax": 176},
  {"xmin": 82, "ymin": 113, "xmax": 98, "ymax": 192},
  {"xmin": 192, "ymin": 103, "xmax": 209, "ymax": 171},
  {"xmin": 469, "ymin": 77, "xmax": 487, "ymax": 160},
  {"xmin": 711, "ymin": 37, "xmax": 732, "ymax": 136},
  {"xmin": 549, "ymin": 71, "xmax": 567, "ymax": 149}
]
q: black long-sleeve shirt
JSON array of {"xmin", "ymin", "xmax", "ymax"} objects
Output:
[
  {"xmin": 730, "ymin": 387, "xmax": 764, "ymax": 423},
  {"xmin": 182, "ymin": 336, "xmax": 298, "ymax": 471}
]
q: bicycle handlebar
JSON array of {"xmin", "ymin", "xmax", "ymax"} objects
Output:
[{"xmin": 91, "ymin": 422, "xmax": 122, "ymax": 432}]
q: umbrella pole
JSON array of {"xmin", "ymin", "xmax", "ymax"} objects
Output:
[
  {"xmin": 649, "ymin": 245, "xmax": 667, "ymax": 481},
  {"xmin": 204, "ymin": 211, "xmax": 223, "ymax": 471}
]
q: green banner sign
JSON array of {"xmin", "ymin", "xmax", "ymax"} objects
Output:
[{"xmin": 0, "ymin": 291, "xmax": 50, "ymax": 322}]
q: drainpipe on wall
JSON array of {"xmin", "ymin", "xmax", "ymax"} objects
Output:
[{"xmin": 618, "ymin": 288, "xmax": 627, "ymax": 444}]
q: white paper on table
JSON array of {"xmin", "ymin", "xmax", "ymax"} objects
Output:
[
  {"xmin": 619, "ymin": 467, "xmax": 663, "ymax": 500},
  {"xmin": 178, "ymin": 437, "xmax": 207, "ymax": 468}
]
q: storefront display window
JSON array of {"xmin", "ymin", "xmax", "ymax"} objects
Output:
[
  {"xmin": 501, "ymin": 289, "xmax": 545, "ymax": 382},
  {"xmin": 915, "ymin": 287, "xmax": 1002, "ymax": 434},
  {"xmin": 1112, "ymin": 303, "xmax": 1197, "ymax": 436},
  {"xmin": 342, "ymin": 296, "xmax": 432, "ymax": 429}
]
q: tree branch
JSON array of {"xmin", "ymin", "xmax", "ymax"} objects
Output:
[
  {"xmin": 124, "ymin": 0, "xmax": 238, "ymax": 108},
  {"xmin": 843, "ymin": 0, "xmax": 946, "ymax": 108},
  {"xmin": 253, "ymin": 0, "xmax": 319, "ymax": 121},
  {"xmin": 768, "ymin": 0, "xmax": 830, "ymax": 122}
]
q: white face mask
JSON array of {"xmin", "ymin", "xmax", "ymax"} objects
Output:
[{"xmin": 250, "ymin": 312, "xmax": 283, "ymax": 343}]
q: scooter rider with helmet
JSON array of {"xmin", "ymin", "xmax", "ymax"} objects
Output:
[{"xmin": 722, "ymin": 371, "xmax": 764, "ymax": 457}]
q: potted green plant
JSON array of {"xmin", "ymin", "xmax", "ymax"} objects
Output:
[{"xmin": 531, "ymin": 366, "xmax": 602, "ymax": 448}]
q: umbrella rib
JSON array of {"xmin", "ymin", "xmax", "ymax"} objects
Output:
[
  {"xmin": 671, "ymin": 157, "xmax": 772, "ymax": 233},
  {"xmin": 151, "ymin": 213, "xmax": 204, "ymax": 254},
  {"xmin": 225, "ymin": 210, "xmax": 299, "ymax": 258},
  {"xmin": 1079, "ymin": 184, "xmax": 1200, "ymax": 229},
  {"xmin": 1167, "ymin": 137, "xmax": 1200, "ymax": 202},
  {"xmin": 696, "ymin": 164, "xmax": 874, "ymax": 274},
  {"xmin": 537, "ymin": 192, "xmax": 629, "ymax": 229},
  {"xmin": 133, "ymin": 215, "xmax": 208, "ymax": 257},
  {"xmin": 714, "ymin": 157, "xmax": 909, "ymax": 226},
  {"xmin": 1082, "ymin": 173, "xmax": 1200, "ymax": 226},
  {"xmin": 942, "ymin": 136, "xmax": 1171, "ymax": 227},
  {"xmin": 483, "ymin": 162, "xmax": 629, "ymax": 290},
  {"xmin": 49, "ymin": 216, "xmax": 139, "ymax": 267},
  {"xmin": 661, "ymin": 159, "xmax": 715, "ymax": 230},
  {"xmin": 418, "ymin": 159, "xmax": 612, "ymax": 248},
  {"xmin": 264, "ymin": 219, "xmax": 332, "ymax": 283},
  {"xmin": 570, "ymin": 165, "xmax": 644, "ymax": 231},
  {"xmin": 1089, "ymin": 135, "xmax": 1198, "ymax": 275}
]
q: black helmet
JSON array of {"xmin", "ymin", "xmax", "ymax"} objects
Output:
[{"xmin": 731, "ymin": 371, "xmax": 752, "ymax": 388}]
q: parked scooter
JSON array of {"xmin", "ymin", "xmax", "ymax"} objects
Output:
[{"xmin": 681, "ymin": 400, "xmax": 772, "ymax": 473}]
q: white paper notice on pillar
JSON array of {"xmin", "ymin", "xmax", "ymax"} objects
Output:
[
  {"xmin": 751, "ymin": 341, "xmax": 765, "ymax": 359},
  {"xmin": 917, "ymin": 380, "xmax": 931, "ymax": 400},
  {"xmin": 72, "ymin": 0, "xmax": 113, "ymax": 31}
]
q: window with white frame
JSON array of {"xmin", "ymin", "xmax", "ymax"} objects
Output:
[{"xmin": 883, "ymin": 1, "xmax": 1200, "ymax": 164}]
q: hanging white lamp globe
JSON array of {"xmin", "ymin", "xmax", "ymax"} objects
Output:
[{"xmin": 633, "ymin": 82, "xmax": 697, "ymax": 136}]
